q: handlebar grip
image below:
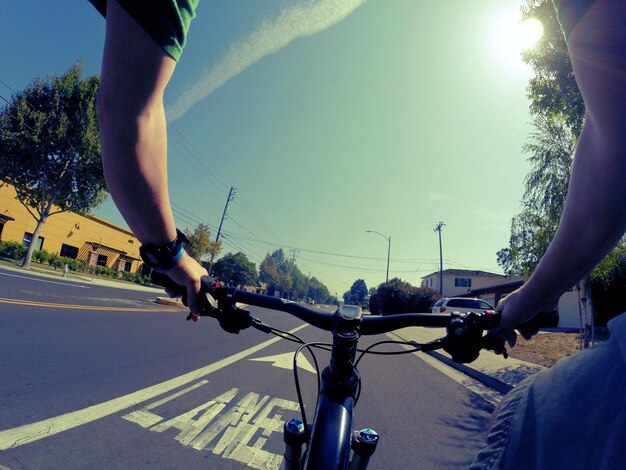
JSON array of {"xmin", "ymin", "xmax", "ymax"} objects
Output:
[
  {"xmin": 151, "ymin": 272, "xmax": 220, "ymax": 313},
  {"xmin": 517, "ymin": 310, "xmax": 559, "ymax": 331}
]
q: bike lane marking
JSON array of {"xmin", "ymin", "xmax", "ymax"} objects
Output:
[
  {"xmin": 119, "ymin": 332, "xmax": 324, "ymax": 469},
  {"xmin": 122, "ymin": 382, "xmax": 300, "ymax": 470},
  {"xmin": 249, "ymin": 352, "xmax": 316, "ymax": 373},
  {"xmin": 0, "ymin": 324, "xmax": 308, "ymax": 451}
]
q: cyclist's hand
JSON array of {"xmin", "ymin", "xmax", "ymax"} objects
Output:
[
  {"xmin": 497, "ymin": 286, "xmax": 556, "ymax": 347},
  {"xmin": 159, "ymin": 252, "xmax": 208, "ymax": 321}
]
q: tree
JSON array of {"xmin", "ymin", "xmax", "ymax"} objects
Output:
[
  {"xmin": 259, "ymin": 249, "xmax": 285, "ymax": 295},
  {"xmin": 521, "ymin": 0, "xmax": 584, "ymax": 138},
  {"xmin": 498, "ymin": 1, "xmax": 581, "ymax": 276},
  {"xmin": 306, "ymin": 276, "xmax": 332, "ymax": 304},
  {"xmin": 212, "ymin": 252, "xmax": 259, "ymax": 287},
  {"xmin": 259, "ymin": 249, "xmax": 332, "ymax": 302},
  {"xmin": 343, "ymin": 279, "xmax": 368, "ymax": 305},
  {"xmin": 184, "ymin": 223, "xmax": 220, "ymax": 263},
  {"xmin": 500, "ymin": 0, "xmax": 626, "ymax": 326},
  {"xmin": 0, "ymin": 63, "xmax": 107, "ymax": 268},
  {"xmin": 370, "ymin": 278, "xmax": 439, "ymax": 315},
  {"xmin": 497, "ymin": 115, "xmax": 576, "ymax": 276}
]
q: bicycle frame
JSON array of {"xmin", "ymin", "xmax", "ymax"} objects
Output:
[
  {"xmin": 304, "ymin": 318, "xmax": 362, "ymax": 469},
  {"xmin": 150, "ymin": 273, "xmax": 559, "ymax": 470}
]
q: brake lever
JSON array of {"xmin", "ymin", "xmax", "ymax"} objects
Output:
[
  {"xmin": 185, "ymin": 291, "xmax": 219, "ymax": 321},
  {"xmin": 481, "ymin": 327, "xmax": 509, "ymax": 359}
]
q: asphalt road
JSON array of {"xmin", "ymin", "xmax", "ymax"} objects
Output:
[{"xmin": 0, "ymin": 266, "xmax": 492, "ymax": 469}]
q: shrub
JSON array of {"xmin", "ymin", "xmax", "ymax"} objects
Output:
[
  {"xmin": 373, "ymin": 278, "xmax": 440, "ymax": 315},
  {"xmin": 32, "ymin": 249, "xmax": 52, "ymax": 264},
  {"xmin": 0, "ymin": 241, "xmax": 27, "ymax": 260},
  {"xmin": 119, "ymin": 270, "xmax": 149, "ymax": 284},
  {"xmin": 47, "ymin": 252, "xmax": 62, "ymax": 268},
  {"xmin": 56, "ymin": 256, "xmax": 86, "ymax": 272},
  {"xmin": 95, "ymin": 265, "xmax": 118, "ymax": 278},
  {"xmin": 589, "ymin": 244, "xmax": 626, "ymax": 326}
]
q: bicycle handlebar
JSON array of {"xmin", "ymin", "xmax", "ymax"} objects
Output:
[{"xmin": 151, "ymin": 272, "xmax": 558, "ymax": 355}]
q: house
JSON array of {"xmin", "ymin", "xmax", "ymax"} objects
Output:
[
  {"xmin": 0, "ymin": 183, "xmax": 142, "ymax": 273},
  {"xmin": 421, "ymin": 270, "xmax": 589, "ymax": 330},
  {"xmin": 421, "ymin": 269, "xmax": 508, "ymax": 297}
]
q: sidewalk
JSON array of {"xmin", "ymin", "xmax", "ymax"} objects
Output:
[
  {"xmin": 0, "ymin": 260, "xmax": 163, "ymax": 293},
  {"xmin": 392, "ymin": 326, "xmax": 544, "ymax": 394}
]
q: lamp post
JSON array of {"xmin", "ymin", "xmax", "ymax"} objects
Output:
[
  {"xmin": 434, "ymin": 221, "xmax": 445, "ymax": 295},
  {"xmin": 365, "ymin": 230, "xmax": 391, "ymax": 283}
]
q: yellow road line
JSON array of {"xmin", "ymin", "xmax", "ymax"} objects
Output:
[{"xmin": 0, "ymin": 297, "xmax": 175, "ymax": 312}]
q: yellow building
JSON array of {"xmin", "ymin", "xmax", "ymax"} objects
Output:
[{"xmin": 0, "ymin": 184, "xmax": 142, "ymax": 273}]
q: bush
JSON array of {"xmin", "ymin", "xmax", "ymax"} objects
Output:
[
  {"xmin": 47, "ymin": 252, "xmax": 61, "ymax": 268},
  {"xmin": 0, "ymin": 241, "xmax": 27, "ymax": 260},
  {"xmin": 94, "ymin": 265, "xmax": 118, "ymax": 278},
  {"xmin": 32, "ymin": 249, "xmax": 52, "ymax": 264},
  {"xmin": 373, "ymin": 278, "xmax": 440, "ymax": 315},
  {"xmin": 57, "ymin": 257, "xmax": 86, "ymax": 272},
  {"xmin": 119, "ymin": 270, "xmax": 151, "ymax": 284},
  {"xmin": 589, "ymin": 244, "xmax": 626, "ymax": 326}
]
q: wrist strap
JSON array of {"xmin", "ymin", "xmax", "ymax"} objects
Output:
[{"xmin": 154, "ymin": 245, "xmax": 185, "ymax": 273}]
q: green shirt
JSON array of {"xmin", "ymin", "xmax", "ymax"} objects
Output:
[{"xmin": 88, "ymin": 0, "xmax": 199, "ymax": 61}]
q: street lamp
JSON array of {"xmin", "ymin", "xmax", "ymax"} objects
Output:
[{"xmin": 365, "ymin": 230, "xmax": 391, "ymax": 283}]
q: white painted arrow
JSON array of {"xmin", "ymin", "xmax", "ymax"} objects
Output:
[{"xmin": 250, "ymin": 352, "xmax": 316, "ymax": 374}]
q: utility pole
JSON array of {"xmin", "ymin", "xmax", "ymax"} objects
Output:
[
  {"xmin": 434, "ymin": 221, "xmax": 445, "ymax": 295},
  {"xmin": 207, "ymin": 186, "xmax": 236, "ymax": 275},
  {"xmin": 365, "ymin": 230, "xmax": 391, "ymax": 284},
  {"xmin": 289, "ymin": 248, "xmax": 300, "ymax": 263}
]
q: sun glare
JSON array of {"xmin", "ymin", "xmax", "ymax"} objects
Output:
[
  {"xmin": 516, "ymin": 18, "xmax": 544, "ymax": 50},
  {"xmin": 491, "ymin": 7, "xmax": 544, "ymax": 70}
]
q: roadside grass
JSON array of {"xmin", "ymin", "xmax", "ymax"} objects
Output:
[{"xmin": 508, "ymin": 329, "xmax": 611, "ymax": 367}]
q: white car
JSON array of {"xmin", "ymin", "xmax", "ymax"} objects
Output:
[{"xmin": 431, "ymin": 297, "xmax": 495, "ymax": 314}]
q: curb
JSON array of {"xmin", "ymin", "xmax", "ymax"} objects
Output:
[
  {"xmin": 424, "ymin": 350, "xmax": 513, "ymax": 394},
  {"xmin": 155, "ymin": 296, "xmax": 185, "ymax": 308},
  {"xmin": 392, "ymin": 330, "xmax": 515, "ymax": 395}
]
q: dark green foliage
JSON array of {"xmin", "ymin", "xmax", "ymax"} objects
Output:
[
  {"xmin": 0, "ymin": 241, "xmax": 27, "ymax": 259},
  {"xmin": 370, "ymin": 278, "xmax": 439, "ymax": 315},
  {"xmin": 0, "ymin": 62, "xmax": 107, "ymax": 269},
  {"xmin": 259, "ymin": 249, "xmax": 332, "ymax": 303},
  {"xmin": 343, "ymin": 279, "xmax": 368, "ymax": 305},
  {"xmin": 212, "ymin": 252, "xmax": 259, "ymax": 287},
  {"xmin": 521, "ymin": 0, "xmax": 585, "ymax": 137},
  {"xmin": 588, "ymin": 243, "xmax": 626, "ymax": 326},
  {"xmin": 0, "ymin": 241, "xmax": 153, "ymax": 284}
]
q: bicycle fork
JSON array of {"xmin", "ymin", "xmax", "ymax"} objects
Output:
[
  {"xmin": 283, "ymin": 324, "xmax": 380, "ymax": 469},
  {"xmin": 283, "ymin": 419, "xmax": 379, "ymax": 470}
]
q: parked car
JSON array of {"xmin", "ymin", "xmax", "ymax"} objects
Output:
[{"xmin": 431, "ymin": 297, "xmax": 495, "ymax": 314}]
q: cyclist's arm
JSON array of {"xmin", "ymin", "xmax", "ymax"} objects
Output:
[
  {"xmin": 500, "ymin": 4, "xmax": 626, "ymax": 339},
  {"xmin": 97, "ymin": 0, "xmax": 207, "ymax": 315}
]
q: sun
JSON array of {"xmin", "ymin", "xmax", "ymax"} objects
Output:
[
  {"xmin": 514, "ymin": 18, "xmax": 544, "ymax": 50},
  {"xmin": 491, "ymin": 7, "xmax": 544, "ymax": 68}
]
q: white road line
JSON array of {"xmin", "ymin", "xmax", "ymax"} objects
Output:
[
  {"xmin": 0, "ymin": 324, "xmax": 309, "ymax": 451},
  {"xmin": 0, "ymin": 271, "xmax": 90, "ymax": 288}
]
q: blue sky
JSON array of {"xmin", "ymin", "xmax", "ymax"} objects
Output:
[{"xmin": 2, "ymin": 0, "xmax": 540, "ymax": 296}]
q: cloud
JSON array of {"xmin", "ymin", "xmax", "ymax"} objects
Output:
[{"xmin": 167, "ymin": 0, "xmax": 367, "ymax": 122}]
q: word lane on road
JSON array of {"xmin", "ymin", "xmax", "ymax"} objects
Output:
[{"xmin": 0, "ymin": 276, "xmax": 492, "ymax": 469}]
